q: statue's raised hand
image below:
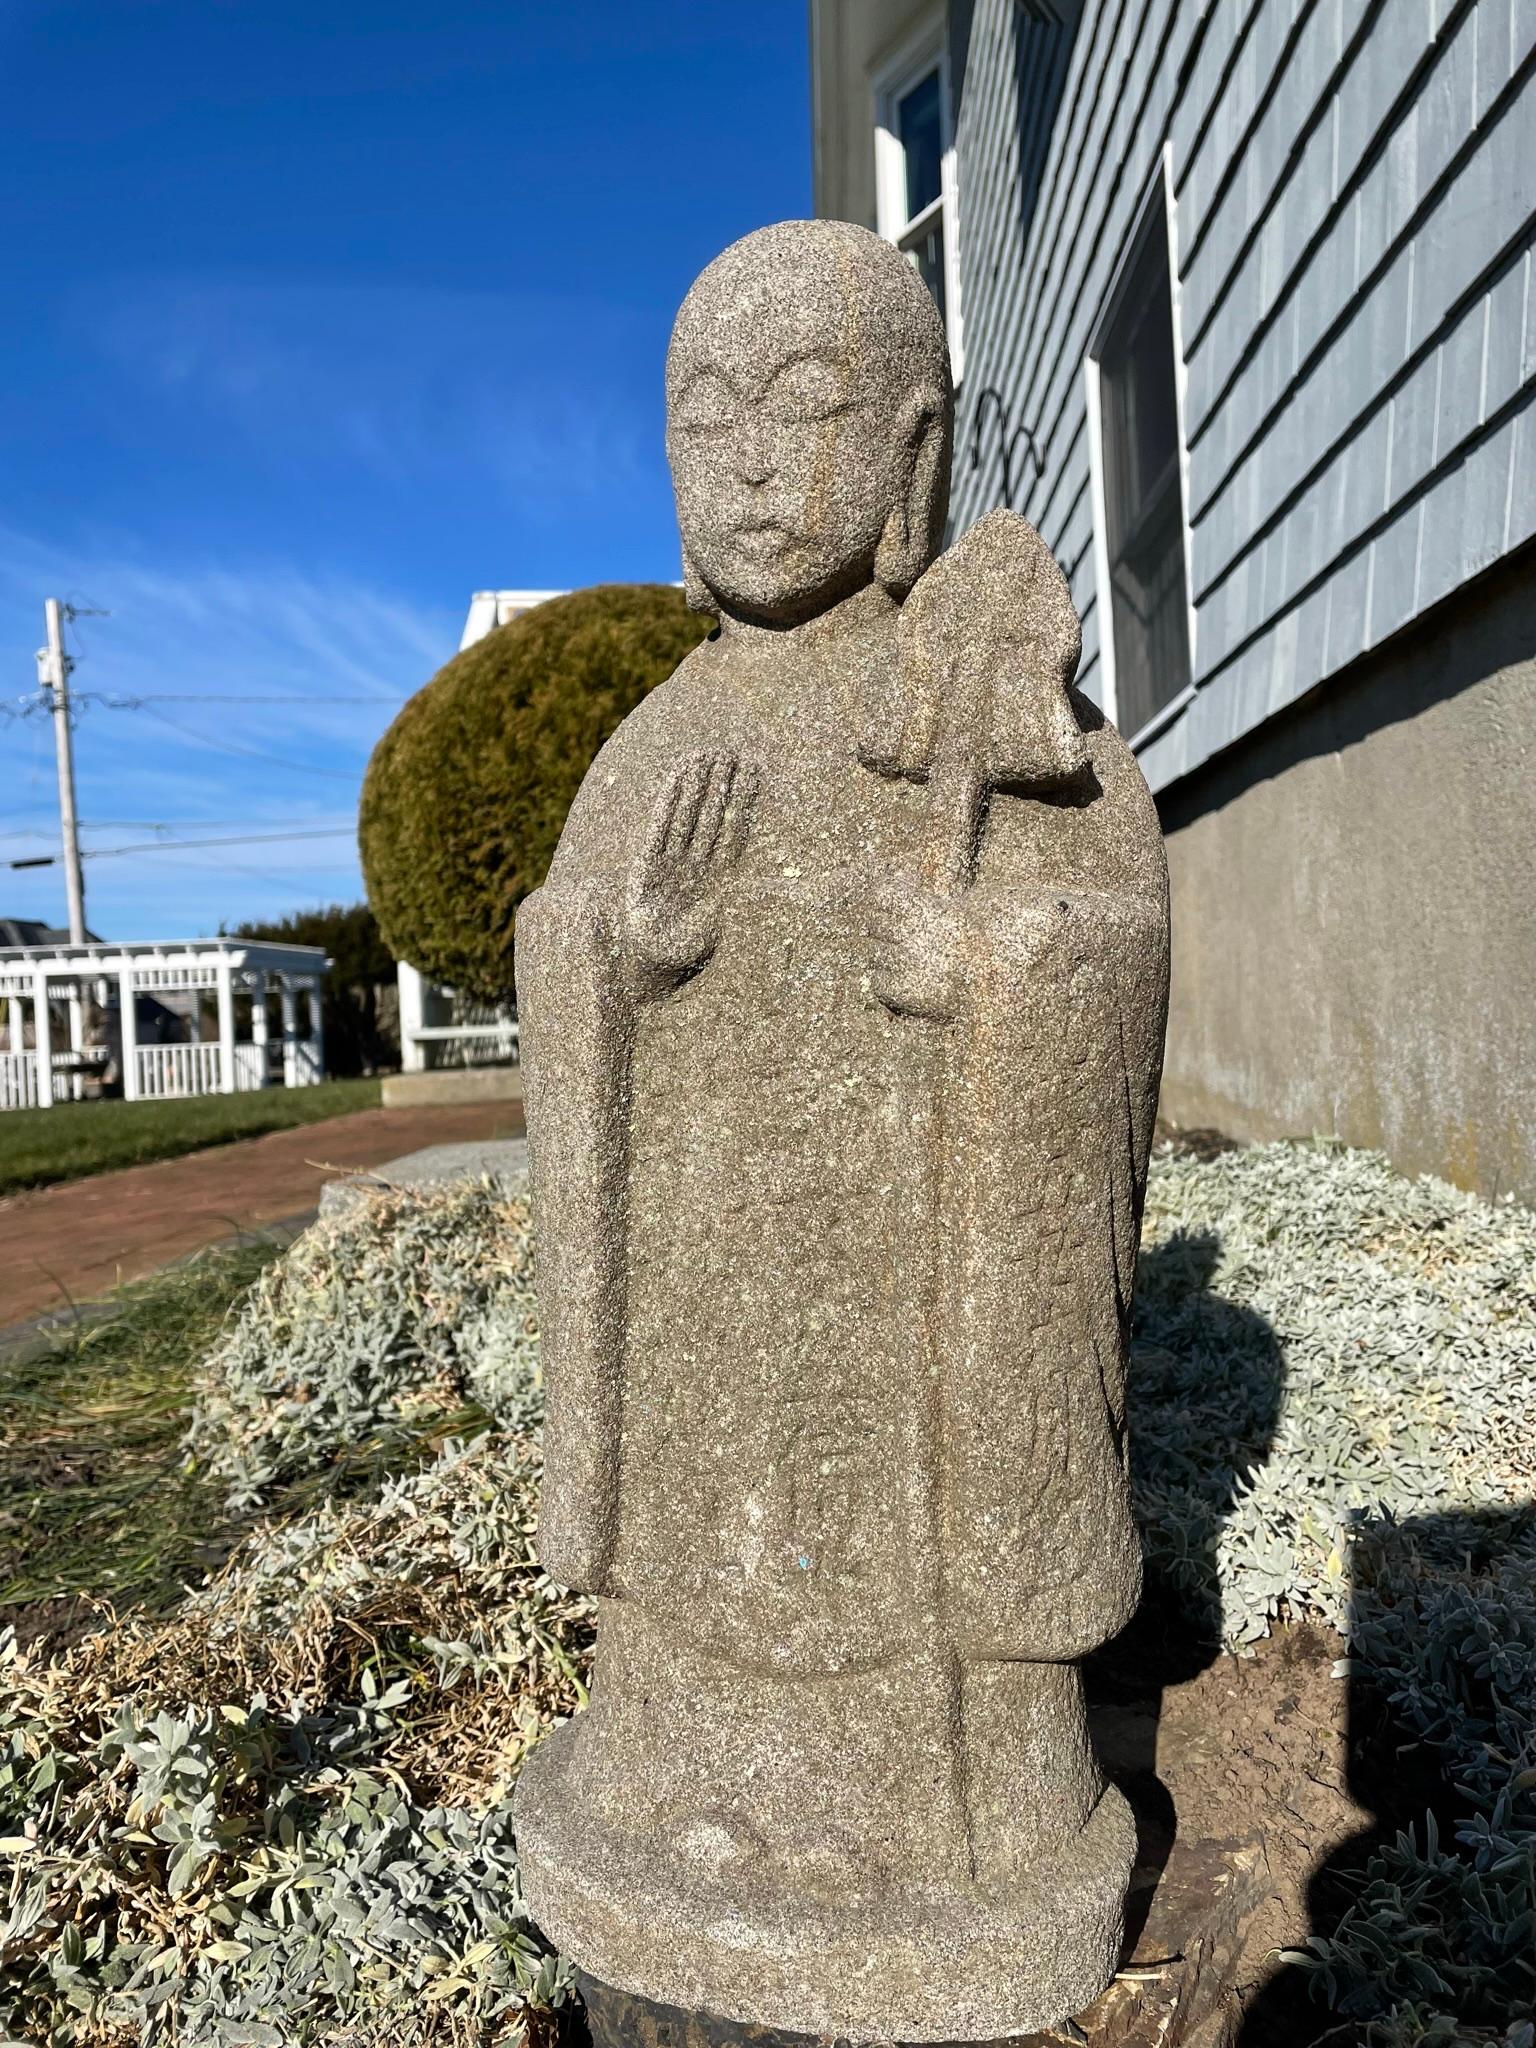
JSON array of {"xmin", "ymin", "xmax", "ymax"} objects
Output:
[{"xmin": 625, "ymin": 752, "xmax": 757, "ymax": 998}]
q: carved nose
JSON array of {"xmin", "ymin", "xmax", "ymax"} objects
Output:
[{"xmin": 733, "ymin": 426, "xmax": 774, "ymax": 486}]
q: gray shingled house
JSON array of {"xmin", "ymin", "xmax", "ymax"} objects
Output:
[{"xmin": 812, "ymin": 0, "xmax": 1535, "ymax": 1202}]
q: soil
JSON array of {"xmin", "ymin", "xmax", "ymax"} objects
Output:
[
  {"xmin": 1154, "ymin": 1119, "xmax": 1242, "ymax": 1163},
  {"xmin": 1080, "ymin": 1593, "xmax": 1443, "ymax": 2047}
]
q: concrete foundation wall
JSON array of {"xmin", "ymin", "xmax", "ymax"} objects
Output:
[{"xmin": 1158, "ymin": 546, "xmax": 1536, "ymax": 1205}]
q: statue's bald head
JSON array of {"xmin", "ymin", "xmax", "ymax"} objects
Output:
[{"xmin": 666, "ymin": 221, "xmax": 953, "ymax": 627}]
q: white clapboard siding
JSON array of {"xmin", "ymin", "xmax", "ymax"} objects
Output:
[{"xmin": 946, "ymin": 0, "xmax": 1536, "ymax": 792}]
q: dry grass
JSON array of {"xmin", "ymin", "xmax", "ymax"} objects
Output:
[{"xmin": 0, "ymin": 1243, "xmax": 283, "ymax": 1644}]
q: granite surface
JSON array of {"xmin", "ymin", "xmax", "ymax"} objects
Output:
[
  {"xmin": 512, "ymin": 220, "xmax": 1170, "ymax": 2040},
  {"xmin": 317, "ymin": 1138, "xmax": 528, "ymax": 1213}
]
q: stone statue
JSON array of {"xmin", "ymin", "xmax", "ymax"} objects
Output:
[{"xmin": 513, "ymin": 220, "xmax": 1170, "ymax": 2042}]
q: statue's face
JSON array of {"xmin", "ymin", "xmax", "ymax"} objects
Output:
[{"xmin": 667, "ymin": 258, "xmax": 919, "ymax": 626}]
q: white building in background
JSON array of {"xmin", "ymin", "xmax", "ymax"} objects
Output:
[
  {"xmin": 458, "ymin": 589, "xmax": 566, "ymax": 651},
  {"xmin": 395, "ymin": 589, "xmax": 568, "ymax": 1074},
  {"xmin": 0, "ymin": 936, "xmax": 327, "ymax": 1112}
]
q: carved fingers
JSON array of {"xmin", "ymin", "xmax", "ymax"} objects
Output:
[
  {"xmin": 688, "ymin": 750, "xmax": 757, "ymax": 869},
  {"xmin": 626, "ymin": 751, "xmax": 758, "ymax": 996},
  {"xmin": 640, "ymin": 752, "xmax": 756, "ymax": 877}
]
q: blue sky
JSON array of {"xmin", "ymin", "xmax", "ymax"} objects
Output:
[{"xmin": 0, "ymin": 1, "xmax": 810, "ymax": 938}]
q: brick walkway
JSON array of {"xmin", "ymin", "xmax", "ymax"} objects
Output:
[{"xmin": 0, "ymin": 1101, "xmax": 526, "ymax": 1331}]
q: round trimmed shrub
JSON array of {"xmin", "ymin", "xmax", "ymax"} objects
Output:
[{"xmin": 360, "ymin": 584, "xmax": 710, "ymax": 998}]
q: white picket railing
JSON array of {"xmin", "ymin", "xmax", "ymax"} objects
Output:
[
  {"xmin": 292, "ymin": 1039, "xmax": 324, "ymax": 1084},
  {"xmin": 137, "ymin": 1042, "xmax": 223, "ymax": 1100},
  {"xmin": 232, "ymin": 1042, "xmax": 268, "ymax": 1092},
  {"xmin": 0, "ymin": 939, "xmax": 330, "ymax": 1112},
  {"xmin": 410, "ymin": 1023, "xmax": 520, "ymax": 1070},
  {"xmin": 0, "ymin": 1051, "xmax": 39, "ymax": 1111}
]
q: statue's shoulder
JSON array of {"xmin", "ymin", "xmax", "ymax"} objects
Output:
[
  {"xmin": 575, "ymin": 638, "xmax": 731, "ymax": 791},
  {"xmin": 613, "ymin": 635, "xmax": 729, "ymax": 747}
]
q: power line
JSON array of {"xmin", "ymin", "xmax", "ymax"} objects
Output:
[
  {"xmin": 83, "ymin": 691, "xmax": 400, "ymax": 706},
  {"xmin": 96, "ymin": 816, "xmax": 357, "ymax": 832},
  {"xmin": 7, "ymin": 827, "xmax": 357, "ymax": 869},
  {"xmin": 5, "ymin": 812, "xmax": 355, "ymax": 831},
  {"xmin": 6, "ymin": 807, "xmax": 358, "ymax": 830},
  {"xmin": 3, "ymin": 692, "xmax": 399, "ymax": 720},
  {"xmin": 133, "ymin": 703, "xmax": 363, "ymax": 780},
  {"xmin": 137, "ymin": 847, "xmax": 362, "ymax": 886},
  {"xmin": 93, "ymin": 828, "xmax": 358, "ymax": 858}
]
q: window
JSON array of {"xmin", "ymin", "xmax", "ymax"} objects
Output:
[
  {"xmin": 874, "ymin": 25, "xmax": 963, "ymax": 379},
  {"xmin": 1013, "ymin": 0, "xmax": 1082, "ymax": 251},
  {"xmin": 1088, "ymin": 184, "xmax": 1193, "ymax": 741}
]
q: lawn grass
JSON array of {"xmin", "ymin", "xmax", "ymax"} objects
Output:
[
  {"xmin": 0, "ymin": 1075, "xmax": 383, "ymax": 1196},
  {"xmin": 0, "ymin": 1241, "xmax": 285, "ymax": 1638}
]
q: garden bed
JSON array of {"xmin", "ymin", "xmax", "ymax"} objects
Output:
[{"xmin": 2, "ymin": 1140, "xmax": 1531, "ymax": 2046}]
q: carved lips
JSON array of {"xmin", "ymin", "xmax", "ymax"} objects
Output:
[{"xmin": 729, "ymin": 521, "xmax": 796, "ymax": 561}]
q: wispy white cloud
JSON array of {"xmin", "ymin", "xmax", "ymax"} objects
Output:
[
  {"xmin": 1, "ymin": 273, "xmax": 679, "ymax": 942},
  {"xmin": 0, "ymin": 523, "xmax": 458, "ymax": 940}
]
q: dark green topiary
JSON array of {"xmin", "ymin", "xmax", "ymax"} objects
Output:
[{"xmin": 360, "ymin": 585, "xmax": 710, "ymax": 999}]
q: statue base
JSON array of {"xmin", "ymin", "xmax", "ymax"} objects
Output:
[{"xmin": 517, "ymin": 1708, "xmax": 1136, "ymax": 2043}]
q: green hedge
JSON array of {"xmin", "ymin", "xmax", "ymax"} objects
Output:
[{"xmin": 359, "ymin": 585, "xmax": 710, "ymax": 999}]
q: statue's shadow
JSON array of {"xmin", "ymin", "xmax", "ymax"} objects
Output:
[
  {"xmin": 1087, "ymin": 1230, "xmax": 1533, "ymax": 2045},
  {"xmin": 1084, "ymin": 1224, "xmax": 1287, "ymax": 1958},
  {"xmin": 1235, "ymin": 1501, "xmax": 1536, "ymax": 2046}
]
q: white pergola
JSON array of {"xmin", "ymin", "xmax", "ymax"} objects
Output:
[{"xmin": 0, "ymin": 938, "xmax": 329, "ymax": 1112}]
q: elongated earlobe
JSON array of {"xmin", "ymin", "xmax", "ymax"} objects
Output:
[{"xmin": 875, "ymin": 389, "xmax": 949, "ymax": 598}]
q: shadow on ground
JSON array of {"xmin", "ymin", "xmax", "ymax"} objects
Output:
[
  {"xmin": 1239, "ymin": 1503, "xmax": 1536, "ymax": 2045},
  {"xmin": 1086, "ymin": 1226, "xmax": 1287, "ymax": 1960},
  {"xmin": 1101, "ymin": 1222, "xmax": 1533, "ymax": 2044}
]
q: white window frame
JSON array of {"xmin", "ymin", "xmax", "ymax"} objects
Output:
[
  {"xmin": 872, "ymin": 15, "xmax": 965, "ymax": 385},
  {"xmin": 1084, "ymin": 143, "xmax": 1198, "ymax": 745}
]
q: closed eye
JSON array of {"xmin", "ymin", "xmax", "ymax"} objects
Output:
[
  {"xmin": 674, "ymin": 368, "xmax": 738, "ymax": 433},
  {"xmin": 759, "ymin": 353, "xmax": 854, "ymax": 423}
]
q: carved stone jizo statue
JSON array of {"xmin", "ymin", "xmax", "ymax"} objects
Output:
[{"xmin": 513, "ymin": 221, "xmax": 1170, "ymax": 2040}]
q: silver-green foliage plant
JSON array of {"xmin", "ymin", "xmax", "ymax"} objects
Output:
[
  {"xmin": 1, "ymin": 1426, "xmax": 589, "ymax": 2047},
  {"xmin": 4, "ymin": 1143, "xmax": 1533, "ymax": 2044},
  {"xmin": 183, "ymin": 1178, "xmax": 540, "ymax": 1508},
  {"xmin": 1288, "ymin": 1512, "xmax": 1536, "ymax": 2041},
  {"xmin": 4, "ymin": 1179, "xmax": 584, "ymax": 2047},
  {"xmin": 1131, "ymin": 1140, "xmax": 1535, "ymax": 1647},
  {"xmin": 1, "ymin": 1630, "xmax": 568, "ymax": 2048},
  {"xmin": 1131, "ymin": 1141, "xmax": 1535, "ymax": 2043}
]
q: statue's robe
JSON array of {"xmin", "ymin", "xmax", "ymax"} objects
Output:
[{"xmin": 516, "ymin": 583, "xmax": 1168, "ymax": 1683}]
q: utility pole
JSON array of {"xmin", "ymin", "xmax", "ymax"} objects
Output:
[{"xmin": 38, "ymin": 598, "xmax": 87, "ymax": 944}]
